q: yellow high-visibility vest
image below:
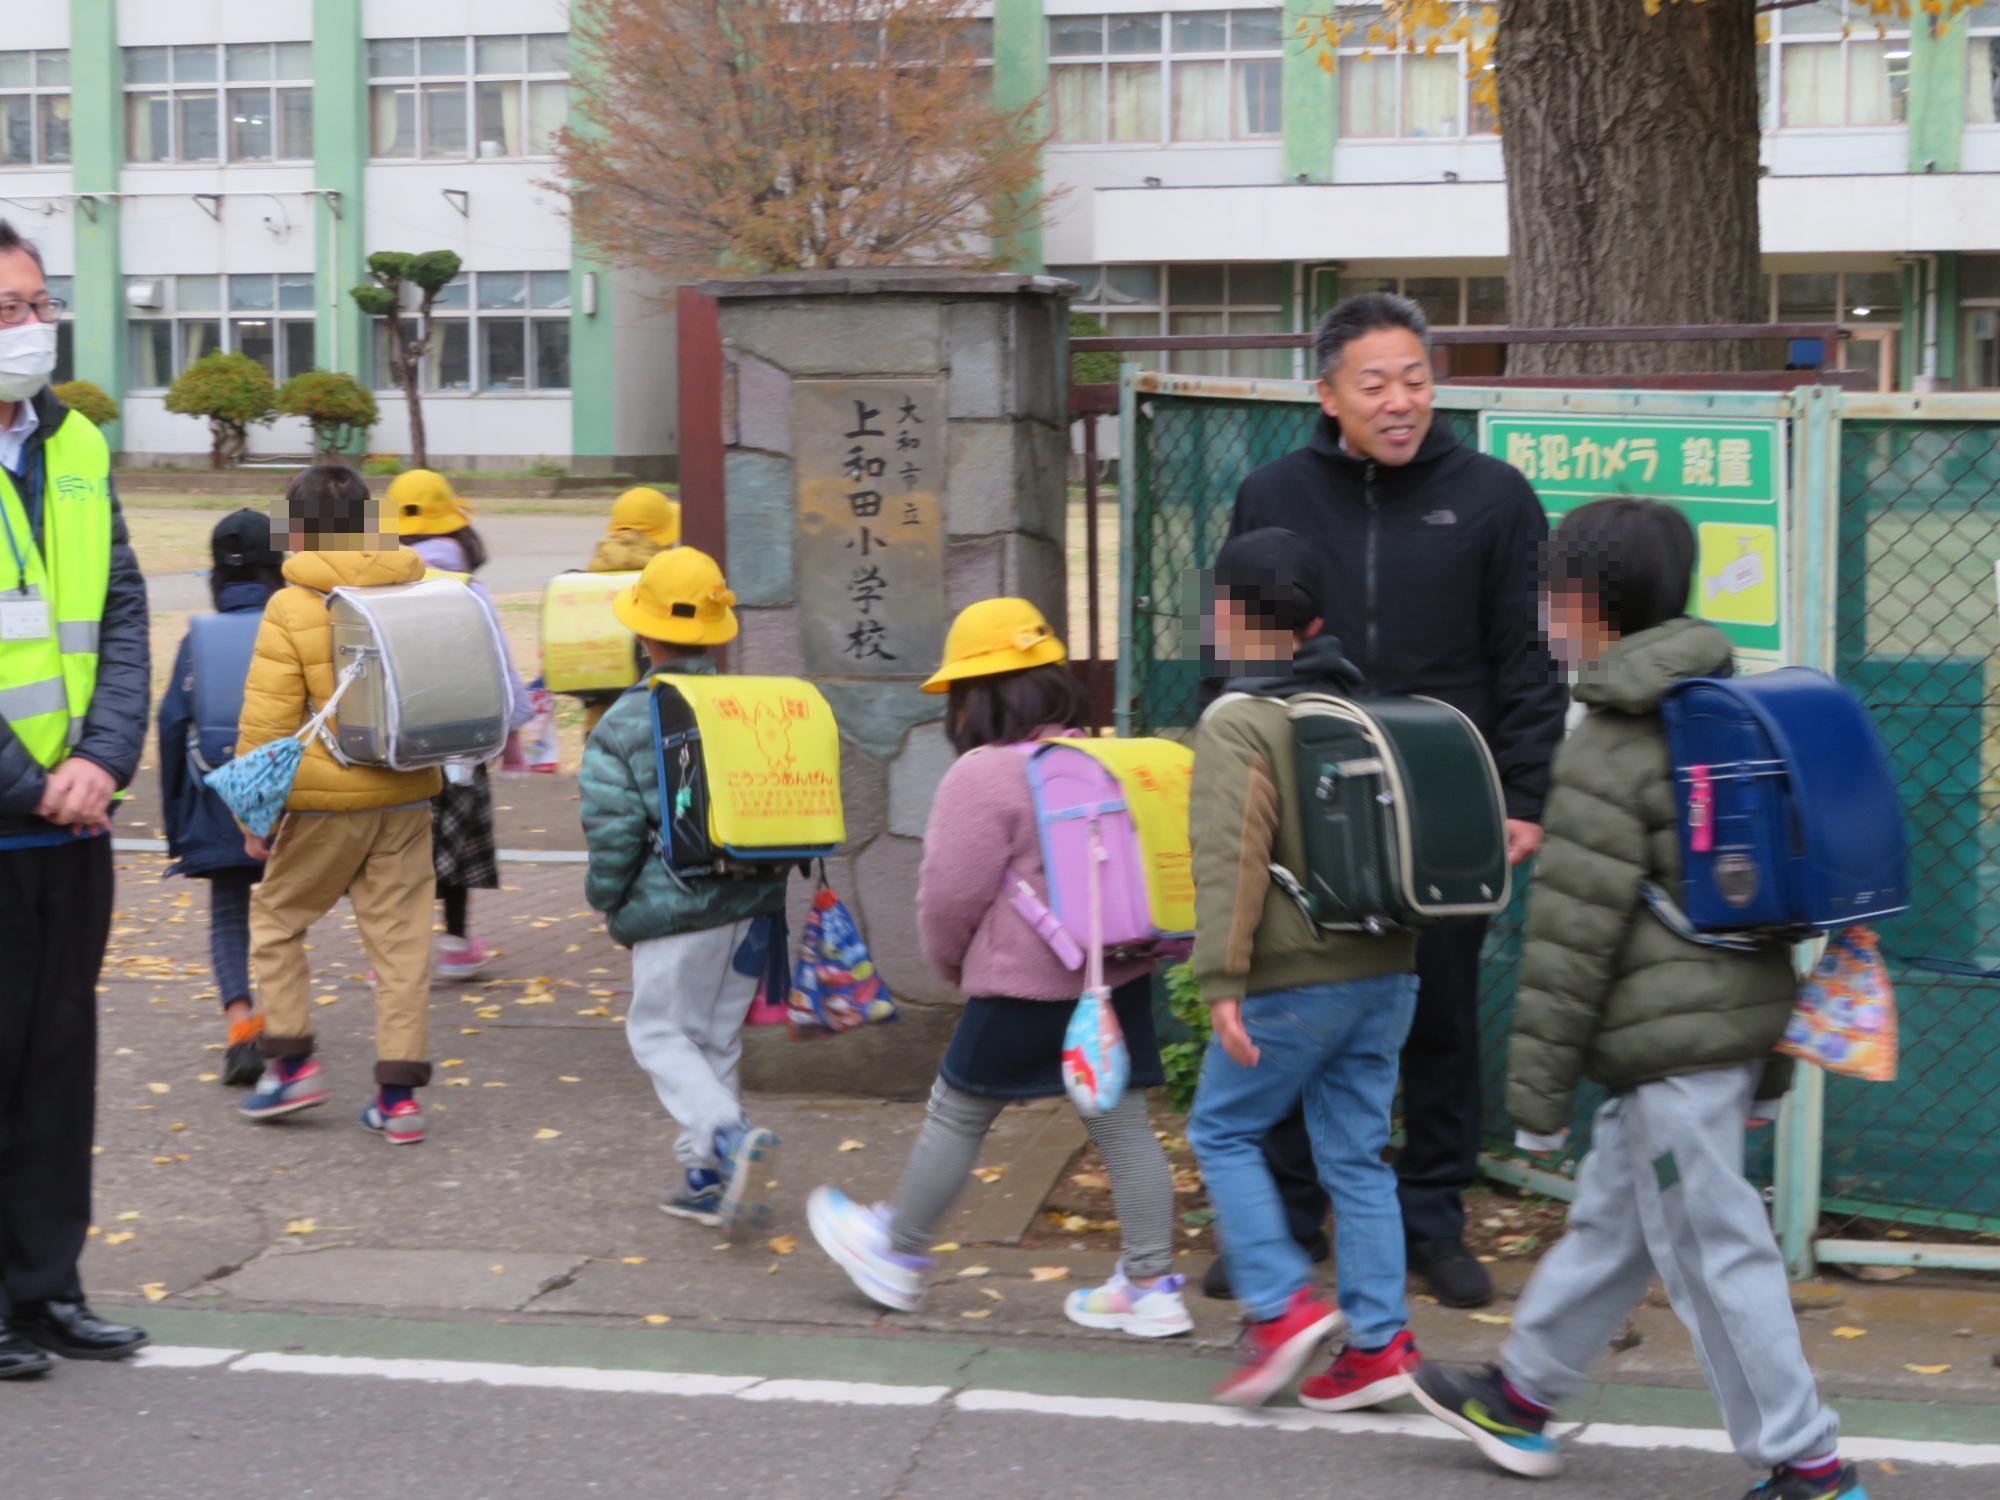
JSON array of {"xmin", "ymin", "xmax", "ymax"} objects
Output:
[{"xmin": 0, "ymin": 410, "xmax": 112, "ymax": 768}]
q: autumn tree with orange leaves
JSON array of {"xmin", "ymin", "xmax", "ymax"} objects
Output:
[
  {"xmin": 558, "ymin": 0, "xmax": 1049, "ymax": 278},
  {"xmin": 1303, "ymin": 0, "xmax": 1981, "ymax": 375}
]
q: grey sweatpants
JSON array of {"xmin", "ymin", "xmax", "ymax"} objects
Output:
[
  {"xmin": 888, "ymin": 1078, "xmax": 1177, "ymax": 1278},
  {"xmin": 627, "ymin": 918, "xmax": 758, "ymax": 1171},
  {"xmin": 1503, "ymin": 1062, "xmax": 1840, "ymax": 1470}
]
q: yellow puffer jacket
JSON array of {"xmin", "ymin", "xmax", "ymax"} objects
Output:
[
  {"xmin": 237, "ymin": 548, "xmax": 444, "ymax": 812},
  {"xmin": 587, "ymin": 530, "xmax": 663, "ymax": 573}
]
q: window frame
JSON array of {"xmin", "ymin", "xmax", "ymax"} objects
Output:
[
  {"xmin": 367, "ymin": 270, "xmax": 572, "ymax": 395},
  {"xmin": 125, "ymin": 273, "xmax": 319, "ymax": 390},
  {"xmin": 122, "ymin": 42, "xmax": 313, "ymax": 165},
  {"xmin": 1333, "ymin": 2, "xmax": 1495, "ymax": 142},
  {"xmin": 1058, "ymin": 261, "xmax": 1301, "ymax": 377},
  {"xmin": 1966, "ymin": 5, "xmax": 2000, "ymax": 128},
  {"xmin": 366, "ymin": 33, "xmax": 570, "ymax": 162},
  {"xmin": 0, "ymin": 49, "xmax": 72, "ymax": 168},
  {"xmin": 1046, "ymin": 10, "xmax": 1284, "ymax": 149},
  {"xmin": 1762, "ymin": 1, "xmax": 1912, "ymax": 133}
]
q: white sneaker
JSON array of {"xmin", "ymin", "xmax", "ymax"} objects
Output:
[
  {"xmin": 807, "ymin": 1186, "xmax": 931, "ymax": 1313},
  {"xmin": 1062, "ymin": 1262, "xmax": 1194, "ymax": 1338}
]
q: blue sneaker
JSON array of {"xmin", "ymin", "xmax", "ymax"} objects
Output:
[
  {"xmin": 807, "ymin": 1186, "xmax": 932, "ymax": 1312},
  {"xmin": 239, "ymin": 1059, "xmax": 329, "ymax": 1122},
  {"xmin": 1743, "ymin": 1465, "xmax": 1868, "ymax": 1500},
  {"xmin": 661, "ymin": 1169, "xmax": 723, "ymax": 1225},
  {"xmin": 1410, "ymin": 1363, "xmax": 1563, "ymax": 1479},
  {"xmin": 714, "ymin": 1125, "xmax": 779, "ymax": 1239}
]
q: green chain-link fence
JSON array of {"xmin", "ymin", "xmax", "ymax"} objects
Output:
[{"xmin": 1122, "ymin": 377, "xmax": 2000, "ymax": 1252}]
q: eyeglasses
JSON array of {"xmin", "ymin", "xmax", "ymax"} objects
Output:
[{"xmin": 0, "ymin": 298, "xmax": 66, "ymax": 327}]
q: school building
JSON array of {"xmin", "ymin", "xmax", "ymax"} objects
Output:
[{"xmin": 5, "ymin": 1, "xmax": 2000, "ymax": 473}]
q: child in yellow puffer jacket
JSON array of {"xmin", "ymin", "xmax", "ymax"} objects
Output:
[
  {"xmin": 579, "ymin": 487, "xmax": 680, "ymax": 736},
  {"xmin": 235, "ymin": 464, "xmax": 440, "ymax": 1145}
]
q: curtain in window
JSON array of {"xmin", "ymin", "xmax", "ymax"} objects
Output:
[
  {"xmin": 1108, "ymin": 63, "xmax": 1160, "ymax": 141},
  {"xmin": 1226, "ymin": 311, "xmax": 1289, "ymax": 379},
  {"xmin": 177, "ymin": 93, "xmax": 219, "ymax": 161},
  {"xmin": 278, "ymin": 87, "xmax": 311, "ymax": 158},
  {"xmin": 475, "ymin": 80, "xmax": 522, "ymax": 157},
  {"xmin": 1235, "ymin": 58, "xmax": 1280, "ymax": 137},
  {"xmin": 180, "ymin": 319, "xmax": 222, "ymax": 368},
  {"xmin": 1339, "ymin": 56, "xmax": 1395, "ymax": 136},
  {"xmin": 527, "ymin": 81, "xmax": 566, "ymax": 154},
  {"xmin": 0, "ymin": 96, "xmax": 29, "ymax": 165},
  {"xmin": 126, "ymin": 94, "xmax": 171, "ymax": 162},
  {"xmin": 1402, "ymin": 55, "xmax": 1460, "ymax": 137},
  {"xmin": 1051, "ymin": 64, "xmax": 1102, "ymax": 143},
  {"xmin": 1167, "ymin": 310, "xmax": 1226, "ymax": 377},
  {"xmin": 1968, "ymin": 38, "xmax": 1999, "ymax": 124},
  {"xmin": 1845, "ymin": 41, "xmax": 1903, "ymax": 126},
  {"xmin": 1781, "ymin": 42, "xmax": 1843, "ymax": 127},
  {"xmin": 1172, "ymin": 59, "xmax": 1229, "ymax": 142},
  {"xmin": 370, "ymin": 85, "xmax": 414, "ymax": 156}
]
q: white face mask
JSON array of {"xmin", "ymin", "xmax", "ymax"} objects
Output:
[{"xmin": 0, "ymin": 320, "xmax": 58, "ymax": 404}]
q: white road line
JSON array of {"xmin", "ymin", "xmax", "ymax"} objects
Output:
[{"xmin": 135, "ymin": 1347, "xmax": 2000, "ymax": 1469}]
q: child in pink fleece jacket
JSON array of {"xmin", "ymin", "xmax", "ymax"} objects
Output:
[{"xmin": 808, "ymin": 599, "xmax": 1188, "ymax": 1337}]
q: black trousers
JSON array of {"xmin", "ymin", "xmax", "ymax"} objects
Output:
[
  {"xmin": 0, "ymin": 836, "xmax": 113, "ymax": 1319},
  {"xmin": 1264, "ymin": 917, "xmax": 1493, "ymax": 1250}
]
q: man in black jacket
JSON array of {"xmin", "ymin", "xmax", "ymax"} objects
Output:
[
  {"xmin": 0, "ymin": 221, "xmax": 151, "ymax": 1376},
  {"xmin": 1213, "ymin": 292, "xmax": 1566, "ymax": 1309}
]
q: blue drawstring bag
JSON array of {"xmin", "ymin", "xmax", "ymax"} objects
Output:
[{"xmin": 204, "ymin": 663, "xmax": 361, "ymax": 838}]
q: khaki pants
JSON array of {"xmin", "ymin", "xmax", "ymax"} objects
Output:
[{"xmin": 251, "ymin": 806, "xmax": 436, "ymax": 1087}]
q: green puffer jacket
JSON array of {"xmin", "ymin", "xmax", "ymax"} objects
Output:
[
  {"xmin": 579, "ymin": 660, "xmax": 788, "ymax": 947},
  {"xmin": 1507, "ymin": 618, "xmax": 1798, "ymax": 1137}
]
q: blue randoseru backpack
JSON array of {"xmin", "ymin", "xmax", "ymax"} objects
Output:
[
  {"xmin": 187, "ymin": 611, "xmax": 264, "ymax": 775},
  {"xmin": 1656, "ymin": 668, "xmax": 1907, "ymax": 940}
]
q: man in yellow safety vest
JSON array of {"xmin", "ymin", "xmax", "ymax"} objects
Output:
[{"xmin": 0, "ymin": 220, "xmax": 151, "ymax": 1378}]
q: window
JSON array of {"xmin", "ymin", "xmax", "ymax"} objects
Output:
[
  {"xmin": 127, "ymin": 274, "xmax": 317, "ymax": 388},
  {"xmin": 1338, "ymin": 272, "xmax": 1506, "ymax": 328},
  {"xmin": 1765, "ymin": 1, "xmax": 1908, "ymax": 130},
  {"xmin": 0, "ymin": 50, "xmax": 70, "ymax": 167},
  {"xmin": 125, "ymin": 43, "xmax": 312, "ymax": 163},
  {"xmin": 369, "ymin": 34, "xmax": 568, "ymax": 159},
  {"xmin": 1056, "ymin": 262, "xmax": 1299, "ymax": 377},
  {"xmin": 1336, "ymin": 3, "xmax": 1495, "ymax": 140},
  {"xmin": 1048, "ymin": 10, "xmax": 1281, "ymax": 145},
  {"xmin": 369, "ymin": 270, "xmax": 570, "ymax": 393},
  {"xmin": 1959, "ymin": 255, "xmax": 2000, "ymax": 388},
  {"xmin": 1969, "ymin": 2, "xmax": 2000, "ymax": 125}
]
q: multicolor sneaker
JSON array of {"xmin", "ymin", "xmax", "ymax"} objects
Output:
[
  {"xmin": 1410, "ymin": 1363, "xmax": 1563, "ymax": 1479},
  {"xmin": 661, "ymin": 1169, "xmax": 724, "ymax": 1226},
  {"xmin": 714, "ymin": 1125, "xmax": 779, "ymax": 1238},
  {"xmin": 1743, "ymin": 1464, "xmax": 1869, "ymax": 1500},
  {"xmin": 239, "ymin": 1058, "xmax": 328, "ymax": 1121},
  {"xmin": 1213, "ymin": 1288, "xmax": 1346, "ymax": 1408},
  {"xmin": 1062, "ymin": 1263, "xmax": 1194, "ymax": 1339},
  {"xmin": 360, "ymin": 1094, "xmax": 426, "ymax": 1145},
  {"xmin": 436, "ymin": 937, "xmax": 494, "ymax": 982},
  {"xmin": 1299, "ymin": 1329, "xmax": 1422, "ymax": 1411},
  {"xmin": 807, "ymin": 1186, "xmax": 932, "ymax": 1313}
]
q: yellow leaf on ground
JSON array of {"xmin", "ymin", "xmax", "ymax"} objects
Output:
[
  {"xmin": 1904, "ymin": 1363, "xmax": 1952, "ymax": 1375},
  {"xmin": 116, "ymin": 1212, "xmax": 140, "ymax": 1222},
  {"xmin": 197, "ymin": 1073, "xmax": 219, "ymax": 1083},
  {"xmin": 103, "ymin": 1232, "xmax": 136, "ymax": 1246},
  {"xmin": 533, "ymin": 1128, "xmax": 562, "ymax": 1140},
  {"xmin": 766, "ymin": 1262, "xmax": 781, "ymax": 1275},
  {"xmin": 930, "ymin": 1242, "xmax": 961, "ymax": 1254},
  {"xmin": 460, "ymin": 1027, "xmax": 482, "ymax": 1035},
  {"xmin": 558, "ymin": 1075, "xmax": 582, "ymax": 1084},
  {"xmin": 768, "ymin": 1236, "xmax": 797, "ymax": 1255},
  {"xmin": 203, "ymin": 1043, "xmax": 226, "ymax": 1053},
  {"xmin": 146, "ymin": 1083, "xmax": 171, "ymax": 1095},
  {"xmin": 1885, "ymin": 1228, "xmax": 1911, "ymax": 1240},
  {"xmin": 114, "ymin": 1047, "xmax": 134, "ymax": 1056},
  {"xmin": 1832, "ymin": 1326, "xmax": 1868, "ymax": 1339},
  {"xmin": 565, "ymin": 944, "xmax": 582, "ymax": 954},
  {"xmin": 837, "ymin": 1139, "xmax": 866, "ymax": 1152},
  {"xmin": 91, "ymin": 1146, "xmax": 104, "ymax": 1155},
  {"xmin": 1029, "ymin": 1266, "xmax": 1070, "ymax": 1283},
  {"xmin": 958, "ymin": 1265, "xmax": 991, "ymax": 1279},
  {"xmin": 167, "ymin": 1122, "xmax": 188, "ymax": 1133},
  {"xmin": 443, "ymin": 1077, "xmax": 470, "ymax": 1087},
  {"xmin": 971, "ymin": 1166, "xmax": 1006, "ymax": 1184},
  {"xmin": 440, "ymin": 1058, "xmax": 465, "ymax": 1068},
  {"xmin": 960, "ymin": 1309, "xmax": 992, "ymax": 1320},
  {"xmin": 313, "ymin": 994, "xmax": 339, "ymax": 1007},
  {"xmin": 284, "ymin": 1218, "xmax": 317, "ymax": 1236},
  {"xmin": 1059, "ymin": 1215, "xmax": 1089, "ymax": 1233},
  {"xmin": 620, "ymin": 1256, "xmax": 649, "ymax": 1265},
  {"xmin": 140, "ymin": 1283, "xmax": 169, "ymax": 1302},
  {"xmin": 642, "ymin": 1314, "xmax": 672, "ymax": 1325},
  {"xmin": 483, "ymin": 1081, "xmax": 507, "ymax": 1089},
  {"xmin": 1469, "ymin": 1312, "xmax": 1513, "ymax": 1326}
]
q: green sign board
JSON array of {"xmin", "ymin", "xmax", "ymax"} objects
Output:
[{"xmin": 1478, "ymin": 413, "xmax": 1789, "ymax": 668}]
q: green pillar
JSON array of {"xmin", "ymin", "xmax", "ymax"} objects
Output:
[
  {"xmin": 1936, "ymin": 252, "xmax": 1962, "ymax": 387},
  {"xmin": 1898, "ymin": 260, "xmax": 1921, "ymax": 391},
  {"xmin": 1282, "ymin": 33, "xmax": 1336, "ymax": 184},
  {"xmin": 312, "ymin": 0, "xmax": 369, "ymax": 389},
  {"xmin": 991, "ymin": 0, "xmax": 1046, "ymax": 273},
  {"xmin": 567, "ymin": 6, "xmax": 615, "ymax": 473},
  {"xmin": 67, "ymin": 0, "xmax": 122, "ymax": 446},
  {"xmin": 1907, "ymin": 5, "xmax": 1968, "ymax": 174}
]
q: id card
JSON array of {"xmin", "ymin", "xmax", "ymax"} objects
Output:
[{"xmin": 0, "ymin": 592, "xmax": 50, "ymax": 642}]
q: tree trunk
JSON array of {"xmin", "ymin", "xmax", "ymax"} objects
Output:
[
  {"xmin": 404, "ymin": 366, "xmax": 428, "ymax": 470},
  {"xmin": 1498, "ymin": 0, "xmax": 1765, "ymax": 376}
]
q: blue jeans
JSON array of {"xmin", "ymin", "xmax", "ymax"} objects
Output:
[{"xmin": 1188, "ymin": 973, "xmax": 1419, "ymax": 1340}]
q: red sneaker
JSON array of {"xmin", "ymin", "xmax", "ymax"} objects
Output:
[
  {"xmin": 1298, "ymin": 1329, "xmax": 1422, "ymax": 1412},
  {"xmin": 1213, "ymin": 1288, "xmax": 1346, "ymax": 1408}
]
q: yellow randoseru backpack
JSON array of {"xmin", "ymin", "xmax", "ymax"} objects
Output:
[
  {"xmin": 650, "ymin": 674, "xmax": 845, "ymax": 882},
  {"xmin": 540, "ymin": 570, "xmax": 643, "ymax": 694}
]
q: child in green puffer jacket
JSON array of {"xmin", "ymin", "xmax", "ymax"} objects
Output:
[
  {"xmin": 1412, "ymin": 500, "xmax": 1857, "ymax": 1500},
  {"xmin": 580, "ymin": 546, "xmax": 786, "ymax": 1238}
]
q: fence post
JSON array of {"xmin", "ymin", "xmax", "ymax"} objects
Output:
[
  {"xmin": 1774, "ymin": 384, "xmax": 1841, "ymax": 1280},
  {"xmin": 1114, "ymin": 362, "xmax": 1142, "ymax": 736}
]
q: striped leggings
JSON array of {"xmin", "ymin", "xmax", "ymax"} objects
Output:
[
  {"xmin": 209, "ymin": 868, "xmax": 257, "ymax": 1008},
  {"xmin": 887, "ymin": 1078, "xmax": 1177, "ymax": 1277}
]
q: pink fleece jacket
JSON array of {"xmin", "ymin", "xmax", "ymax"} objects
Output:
[{"xmin": 916, "ymin": 733, "xmax": 1154, "ymax": 1001}]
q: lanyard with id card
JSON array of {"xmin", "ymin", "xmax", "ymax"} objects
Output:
[{"xmin": 0, "ymin": 461, "xmax": 52, "ymax": 642}]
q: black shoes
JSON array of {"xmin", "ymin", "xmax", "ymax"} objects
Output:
[
  {"xmin": 11, "ymin": 1300, "xmax": 149, "ymax": 1361},
  {"xmin": 1410, "ymin": 1239, "xmax": 1494, "ymax": 1309},
  {"xmin": 1200, "ymin": 1232, "xmax": 1331, "ymax": 1301},
  {"xmin": 222, "ymin": 1038, "xmax": 266, "ymax": 1087},
  {"xmin": 0, "ymin": 1322, "xmax": 53, "ymax": 1379}
]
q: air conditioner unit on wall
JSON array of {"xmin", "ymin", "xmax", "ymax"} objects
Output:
[{"xmin": 126, "ymin": 279, "xmax": 164, "ymax": 311}]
